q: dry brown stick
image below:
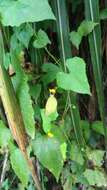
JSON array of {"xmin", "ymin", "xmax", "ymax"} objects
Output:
[{"xmin": 0, "ymin": 31, "xmax": 41, "ymax": 190}]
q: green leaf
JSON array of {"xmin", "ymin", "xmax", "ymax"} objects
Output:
[
  {"xmin": 0, "ymin": 120, "xmax": 12, "ymax": 148},
  {"xmin": 88, "ymin": 149, "xmax": 104, "ymax": 167},
  {"xmin": 91, "ymin": 121, "xmax": 104, "ymax": 135},
  {"xmin": 100, "ymin": 9, "xmax": 107, "ymax": 20},
  {"xmin": 10, "ymin": 148, "xmax": 30, "ymax": 187},
  {"xmin": 30, "ymin": 84, "xmax": 41, "ymax": 101},
  {"xmin": 4, "ymin": 53, "xmax": 11, "ymax": 70},
  {"xmin": 41, "ymin": 109, "xmax": 58, "ymax": 133},
  {"xmin": 57, "ymin": 57, "xmax": 90, "ymax": 94},
  {"xmin": 50, "ymin": 124, "xmax": 66, "ymax": 144},
  {"xmin": 60, "ymin": 142, "xmax": 67, "ymax": 161},
  {"xmin": 0, "ymin": 0, "xmax": 55, "ymax": 26},
  {"xmin": 11, "ymin": 52, "xmax": 35, "ymax": 139},
  {"xmin": 33, "ymin": 29, "xmax": 51, "ymax": 49},
  {"xmin": 69, "ymin": 31, "xmax": 82, "ymax": 49},
  {"xmin": 78, "ymin": 20, "xmax": 98, "ymax": 36},
  {"xmin": 32, "ymin": 135, "xmax": 63, "ymax": 181},
  {"xmin": 42, "ymin": 63, "xmax": 61, "ymax": 85},
  {"xmin": 81, "ymin": 120, "xmax": 90, "ymax": 141},
  {"xmin": 70, "ymin": 141, "xmax": 84, "ymax": 165},
  {"xmin": 63, "ymin": 175, "xmax": 72, "ymax": 190},
  {"xmin": 84, "ymin": 169, "xmax": 107, "ymax": 187},
  {"xmin": 10, "ymin": 33, "xmax": 23, "ymax": 51},
  {"xmin": 15, "ymin": 24, "xmax": 34, "ymax": 48},
  {"xmin": 84, "ymin": 0, "xmax": 107, "ymax": 142}
]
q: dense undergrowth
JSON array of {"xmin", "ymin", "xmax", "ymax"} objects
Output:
[{"xmin": 0, "ymin": 0, "xmax": 107, "ymax": 190}]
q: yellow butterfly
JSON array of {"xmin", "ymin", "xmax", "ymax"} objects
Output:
[{"xmin": 45, "ymin": 88, "xmax": 57, "ymax": 116}]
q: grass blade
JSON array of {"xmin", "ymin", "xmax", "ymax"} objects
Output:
[
  {"xmin": 52, "ymin": 0, "xmax": 85, "ymax": 147},
  {"xmin": 84, "ymin": 0, "xmax": 107, "ymax": 151}
]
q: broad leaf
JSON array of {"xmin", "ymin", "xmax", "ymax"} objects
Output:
[
  {"xmin": 84, "ymin": 169, "xmax": 107, "ymax": 187},
  {"xmin": 30, "ymin": 84, "xmax": 41, "ymax": 101},
  {"xmin": 70, "ymin": 141, "xmax": 84, "ymax": 165},
  {"xmin": 91, "ymin": 121, "xmax": 104, "ymax": 135},
  {"xmin": 78, "ymin": 20, "xmax": 98, "ymax": 36},
  {"xmin": 50, "ymin": 124, "xmax": 66, "ymax": 144},
  {"xmin": 42, "ymin": 63, "xmax": 61, "ymax": 85},
  {"xmin": 69, "ymin": 31, "xmax": 82, "ymax": 49},
  {"xmin": 41, "ymin": 109, "xmax": 58, "ymax": 133},
  {"xmin": 11, "ymin": 52, "xmax": 35, "ymax": 139},
  {"xmin": 88, "ymin": 149, "xmax": 104, "ymax": 167},
  {"xmin": 32, "ymin": 135, "xmax": 63, "ymax": 180},
  {"xmin": 0, "ymin": 0, "xmax": 55, "ymax": 26},
  {"xmin": 0, "ymin": 120, "xmax": 12, "ymax": 148},
  {"xmin": 60, "ymin": 142, "xmax": 67, "ymax": 161},
  {"xmin": 81, "ymin": 120, "xmax": 90, "ymax": 141},
  {"xmin": 10, "ymin": 148, "xmax": 30, "ymax": 187},
  {"xmin": 57, "ymin": 57, "xmax": 90, "ymax": 94},
  {"xmin": 69, "ymin": 21, "xmax": 97, "ymax": 49},
  {"xmin": 33, "ymin": 29, "xmax": 51, "ymax": 49},
  {"xmin": 15, "ymin": 24, "xmax": 34, "ymax": 48}
]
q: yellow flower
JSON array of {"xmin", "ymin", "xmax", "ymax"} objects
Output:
[{"xmin": 45, "ymin": 88, "xmax": 57, "ymax": 115}]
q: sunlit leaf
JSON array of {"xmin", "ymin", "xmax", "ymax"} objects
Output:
[
  {"xmin": 33, "ymin": 29, "xmax": 51, "ymax": 49},
  {"xmin": 57, "ymin": 57, "xmax": 90, "ymax": 94},
  {"xmin": 0, "ymin": 0, "xmax": 55, "ymax": 26}
]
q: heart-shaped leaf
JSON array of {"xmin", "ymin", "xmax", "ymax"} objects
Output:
[
  {"xmin": 57, "ymin": 57, "xmax": 90, "ymax": 94},
  {"xmin": 0, "ymin": 0, "xmax": 55, "ymax": 26}
]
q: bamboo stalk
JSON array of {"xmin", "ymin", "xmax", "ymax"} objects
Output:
[
  {"xmin": 0, "ymin": 30, "xmax": 41, "ymax": 190},
  {"xmin": 84, "ymin": 0, "xmax": 107, "ymax": 152},
  {"xmin": 52, "ymin": 0, "xmax": 85, "ymax": 148}
]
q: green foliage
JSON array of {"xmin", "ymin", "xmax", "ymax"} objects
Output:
[
  {"xmin": 32, "ymin": 135, "xmax": 64, "ymax": 181},
  {"xmin": 69, "ymin": 31, "xmax": 82, "ymax": 49},
  {"xmin": 57, "ymin": 57, "xmax": 90, "ymax": 94},
  {"xmin": 0, "ymin": 0, "xmax": 55, "ymax": 26},
  {"xmin": 91, "ymin": 121, "xmax": 104, "ymax": 135},
  {"xmin": 0, "ymin": 120, "xmax": 12, "ymax": 148},
  {"xmin": 11, "ymin": 53, "xmax": 35, "ymax": 139},
  {"xmin": 100, "ymin": 9, "xmax": 107, "ymax": 20},
  {"xmin": 33, "ymin": 29, "xmax": 51, "ymax": 49},
  {"xmin": 30, "ymin": 84, "xmax": 41, "ymax": 101},
  {"xmin": 10, "ymin": 148, "xmax": 30, "ymax": 187},
  {"xmin": 83, "ymin": 169, "xmax": 107, "ymax": 187},
  {"xmin": 69, "ymin": 20, "xmax": 97, "ymax": 49},
  {"xmin": 42, "ymin": 63, "xmax": 61, "ymax": 85},
  {"xmin": 41, "ymin": 109, "xmax": 58, "ymax": 133},
  {"xmin": 4, "ymin": 53, "xmax": 11, "ymax": 70},
  {"xmin": 78, "ymin": 20, "xmax": 98, "ymax": 36},
  {"xmin": 0, "ymin": 0, "xmax": 106, "ymax": 189},
  {"xmin": 60, "ymin": 142, "xmax": 67, "ymax": 161},
  {"xmin": 14, "ymin": 24, "xmax": 34, "ymax": 48},
  {"xmin": 84, "ymin": 0, "xmax": 107, "ymax": 140},
  {"xmin": 88, "ymin": 149, "xmax": 104, "ymax": 167},
  {"xmin": 50, "ymin": 125, "xmax": 66, "ymax": 144},
  {"xmin": 70, "ymin": 141, "xmax": 84, "ymax": 165}
]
